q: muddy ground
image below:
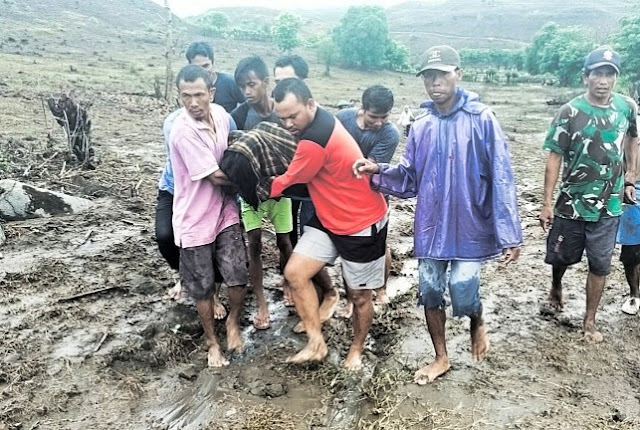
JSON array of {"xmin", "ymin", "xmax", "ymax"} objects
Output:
[{"xmin": 1, "ymin": 15, "xmax": 640, "ymax": 430}]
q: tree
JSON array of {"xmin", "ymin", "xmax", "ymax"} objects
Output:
[
  {"xmin": 196, "ymin": 11, "xmax": 229, "ymax": 36},
  {"xmin": 383, "ymin": 39, "xmax": 410, "ymax": 72},
  {"xmin": 333, "ymin": 6, "xmax": 388, "ymax": 69},
  {"xmin": 525, "ymin": 23, "xmax": 558, "ymax": 75},
  {"xmin": 316, "ymin": 36, "xmax": 337, "ymax": 76},
  {"xmin": 610, "ymin": 14, "xmax": 640, "ymax": 81},
  {"xmin": 526, "ymin": 22, "xmax": 594, "ymax": 86},
  {"xmin": 272, "ymin": 12, "xmax": 302, "ymax": 53},
  {"xmin": 332, "ymin": 6, "xmax": 410, "ymax": 72}
]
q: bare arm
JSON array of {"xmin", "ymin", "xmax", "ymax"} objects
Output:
[
  {"xmin": 540, "ymin": 151, "xmax": 562, "ymax": 231},
  {"xmin": 205, "ymin": 169, "xmax": 233, "ymax": 186}
]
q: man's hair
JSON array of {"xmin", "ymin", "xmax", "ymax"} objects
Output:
[
  {"xmin": 274, "ymin": 55, "xmax": 309, "ymax": 80},
  {"xmin": 185, "ymin": 41, "xmax": 214, "ymax": 62},
  {"xmin": 273, "ymin": 78, "xmax": 312, "ymax": 103},
  {"xmin": 175, "ymin": 64, "xmax": 213, "ymax": 89},
  {"xmin": 234, "ymin": 55, "xmax": 269, "ymax": 84},
  {"xmin": 362, "ymin": 85, "xmax": 394, "ymax": 113}
]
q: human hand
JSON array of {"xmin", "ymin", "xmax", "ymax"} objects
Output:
[
  {"xmin": 539, "ymin": 206, "xmax": 554, "ymax": 232},
  {"xmin": 624, "ymin": 184, "xmax": 636, "ymax": 204},
  {"xmin": 352, "ymin": 158, "xmax": 380, "ymax": 179}
]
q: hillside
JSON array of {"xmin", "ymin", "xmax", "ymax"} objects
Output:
[{"xmin": 197, "ymin": 0, "xmax": 634, "ymax": 52}]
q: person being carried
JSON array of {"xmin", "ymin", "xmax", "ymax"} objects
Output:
[
  {"xmin": 336, "ymin": 85, "xmax": 399, "ymax": 317},
  {"xmin": 540, "ymin": 48, "xmax": 638, "ymax": 341},
  {"xmin": 170, "ymin": 65, "xmax": 248, "ymax": 367},
  {"xmin": 354, "ymin": 45, "xmax": 522, "ymax": 383},
  {"xmin": 231, "ymin": 55, "xmax": 294, "ymax": 329},
  {"xmin": 271, "ymin": 78, "xmax": 389, "ymax": 371}
]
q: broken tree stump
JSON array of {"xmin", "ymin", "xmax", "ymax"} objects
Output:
[
  {"xmin": 0, "ymin": 179, "xmax": 92, "ymax": 221},
  {"xmin": 47, "ymin": 93, "xmax": 97, "ymax": 169}
]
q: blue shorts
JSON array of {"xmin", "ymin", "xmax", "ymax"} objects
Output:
[{"xmin": 418, "ymin": 259, "xmax": 482, "ymax": 317}]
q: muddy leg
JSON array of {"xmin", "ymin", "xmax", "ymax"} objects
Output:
[
  {"xmin": 212, "ymin": 287, "xmax": 227, "ymax": 319},
  {"xmin": 374, "ymin": 247, "xmax": 392, "ymax": 305},
  {"xmin": 470, "ymin": 304, "xmax": 489, "ymax": 362},
  {"xmin": 294, "ymin": 268, "xmax": 338, "ymax": 333},
  {"xmin": 343, "ymin": 288, "xmax": 373, "ymax": 371},
  {"xmin": 584, "ymin": 272, "xmax": 606, "ymax": 343},
  {"xmin": 226, "ymin": 285, "xmax": 246, "ymax": 352},
  {"xmin": 285, "ymin": 253, "xmax": 328, "ymax": 363},
  {"xmin": 624, "ymin": 263, "xmax": 640, "ymax": 299},
  {"xmin": 247, "ymin": 229, "xmax": 269, "ymax": 330},
  {"xmin": 196, "ymin": 298, "xmax": 229, "ymax": 367},
  {"xmin": 276, "ymin": 232, "xmax": 294, "ymax": 307},
  {"xmin": 414, "ymin": 307, "xmax": 451, "ymax": 384},
  {"xmin": 549, "ymin": 265, "xmax": 567, "ymax": 310}
]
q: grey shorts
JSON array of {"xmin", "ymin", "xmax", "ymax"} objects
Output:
[
  {"xmin": 545, "ymin": 216, "xmax": 620, "ymax": 276},
  {"xmin": 179, "ymin": 224, "xmax": 248, "ymax": 300},
  {"xmin": 294, "ymin": 214, "xmax": 388, "ymax": 290}
]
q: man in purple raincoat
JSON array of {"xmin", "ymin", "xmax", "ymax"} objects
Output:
[{"xmin": 353, "ymin": 45, "xmax": 522, "ymax": 384}]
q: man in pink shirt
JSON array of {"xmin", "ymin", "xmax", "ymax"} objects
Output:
[{"xmin": 170, "ymin": 65, "xmax": 248, "ymax": 367}]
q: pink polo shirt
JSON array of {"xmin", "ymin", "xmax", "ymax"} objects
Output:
[{"xmin": 170, "ymin": 104, "xmax": 239, "ymax": 248}]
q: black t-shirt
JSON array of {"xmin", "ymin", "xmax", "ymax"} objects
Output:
[{"xmin": 213, "ymin": 72, "xmax": 245, "ymax": 113}]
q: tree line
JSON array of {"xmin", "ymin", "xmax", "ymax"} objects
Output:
[
  {"xmin": 193, "ymin": 6, "xmax": 411, "ymax": 75},
  {"xmin": 194, "ymin": 9, "xmax": 640, "ymax": 86}
]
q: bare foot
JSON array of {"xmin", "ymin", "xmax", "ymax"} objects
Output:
[
  {"xmin": 374, "ymin": 287, "xmax": 389, "ymax": 305},
  {"xmin": 318, "ymin": 288, "xmax": 339, "ymax": 322},
  {"xmin": 253, "ymin": 305, "xmax": 271, "ymax": 330},
  {"xmin": 413, "ymin": 357, "xmax": 451, "ymax": 384},
  {"xmin": 342, "ymin": 347, "xmax": 364, "ymax": 371},
  {"xmin": 286, "ymin": 338, "xmax": 328, "ymax": 364},
  {"xmin": 337, "ymin": 301, "xmax": 354, "ymax": 319},
  {"xmin": 226, "ymin": 322, "xmax": 244, "ymax": 353},
  {"xmin": 471, "ymin": 323, "xmax": 490, "ymax": 362},
  {"xmin": 207, "ymin": 345, "xmax": 230, "ymax": 367},
  {"xmin": 213, "ymin": 286, "xmax": 227, "ymax": 320},
  {"xmin": 548, "ymin": 286, "xmax": 563, "ymax": 311},
  {"xmin": 583, "ymin": 321, "xmax": 604, "ymax": 343},
  {"xmin": 167, "ymin": 280, "xmax": 182, "ymax": 301},
  {"xmin": 293, "ymin": 319, "xmax": 306, "ymax": 333}
]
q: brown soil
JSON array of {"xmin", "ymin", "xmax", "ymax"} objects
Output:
[{"xmin": 1, "ymin": 10, "xmax": 639, "ymax": 430}]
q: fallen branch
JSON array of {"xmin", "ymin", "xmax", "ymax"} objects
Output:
[
  {"xmin": 57, "ymin": 285, "xmax": 123, "ymax": 303},
  {"xmin": 93, "ymin": 332, "xmax": 109, "ymax": 353}
]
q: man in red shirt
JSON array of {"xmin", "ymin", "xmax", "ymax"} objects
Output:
[{"xmin": 271, "ymin": 78, "xmax": 388, "ymax": 370}]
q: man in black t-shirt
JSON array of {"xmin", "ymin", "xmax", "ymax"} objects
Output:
[{"xmin": 185, "ymin": 42, "xmax": 244, "ymax": 113}]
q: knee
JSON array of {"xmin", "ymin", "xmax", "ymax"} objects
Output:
[
  {"xmin": 284, "ymin": 263, "xmax": 306, "ymax": 289},
  {"xmin": 419, "ymin": 285, "xmax": 445, "ymax": 309},
  {"xmin": 349, "ymin": 290, "xmax": 371, "ymax": 307},
  {"xmin": 276, "ymin": 234, "xmax": 292, "ymax": 251}
]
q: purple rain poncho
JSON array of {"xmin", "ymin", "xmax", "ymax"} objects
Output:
[{"xmin": 372, "ymin": 88, "xmax": 522, "ymax": 260}]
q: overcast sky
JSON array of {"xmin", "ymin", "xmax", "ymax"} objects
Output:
[{"xmin": 152, "ymin": 0, "xmax": 417, "ymax": 18}]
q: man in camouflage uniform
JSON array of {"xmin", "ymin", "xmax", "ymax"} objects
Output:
[{"xmin": 540, "ymin": 47, "xmax": 639, "ymax": 342}]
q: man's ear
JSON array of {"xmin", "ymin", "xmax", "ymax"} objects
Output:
[{"xmin": 210, "ymin": 87, "xmax": 216, "ymax": 103}]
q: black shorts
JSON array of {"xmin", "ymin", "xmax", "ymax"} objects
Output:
[
  {"xmin": 179, "ymin": 224, "xmax": 248, "ymax": 300},
  {"xmin": 545, "ymin": 216, "xmax": 619, "ymax": 276},
  {"xmin": 620, "ymin": 244, "xmax": 640, "ymax": 268}
]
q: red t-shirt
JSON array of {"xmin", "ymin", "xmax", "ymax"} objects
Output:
[{"xmin": 270, "ymin": 108, "xmax": 387, "ymax": 235}]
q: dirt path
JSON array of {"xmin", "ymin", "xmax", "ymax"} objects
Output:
[{"xmin": 1, "ymin": 29, "xmax": 639, "ymax": 429}]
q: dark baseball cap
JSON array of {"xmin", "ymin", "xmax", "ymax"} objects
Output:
[
  {"xmin": 584, "ymin": 48, "xmax": 620, "ymax": 74},
  {"xmin": 416, "ymin": 45, "xmax": 461, "ymax": 76}
]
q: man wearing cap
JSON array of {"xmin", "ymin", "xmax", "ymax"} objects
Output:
[
  {"xmin": 540, "ymin": 48, "xmax": 638, "ymax": 341},
  {"xmin": 353, "ymin": 45, "xmax": 522, "ymax": 384}
]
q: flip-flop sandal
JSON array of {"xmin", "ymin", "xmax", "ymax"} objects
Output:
[{"xmin": 621, "ymin": 297, "xmax": 640, "ymax": 315}]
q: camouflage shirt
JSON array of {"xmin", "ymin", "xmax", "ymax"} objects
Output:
[{"xmin": 543, "ymin": 93, "xmax": 638, "ymax": 221}]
